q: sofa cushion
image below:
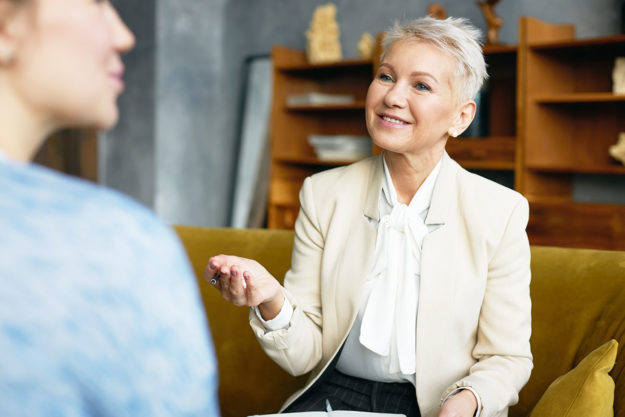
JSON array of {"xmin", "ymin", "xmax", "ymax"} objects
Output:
[
  {"xmin": 511, "ymin": 246, "xmax": 625, "ymax": 417},
  {"xmin": 529, "ymin": 339, "xmax": 617, "ymax": 417}
]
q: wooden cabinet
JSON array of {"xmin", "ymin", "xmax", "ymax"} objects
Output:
[
  {"xmin": 517, "ymin": 17, "xmax": 625, "ymax": 249},
  {"xmin": 267, "ymin": 46, "xmax": 374, "ymax": 229},
  {"xmin": 267, "ymin": 18, "xmax": 625, "ymax": 249}
]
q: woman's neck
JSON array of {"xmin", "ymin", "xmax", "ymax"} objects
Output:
[
  {"xmin": 0, "ymin": 85, "xmax": 54, "ymax": 162},
  {"xmin": 384, "ymin": 148, "xmax": 444, "ymax": 205}
]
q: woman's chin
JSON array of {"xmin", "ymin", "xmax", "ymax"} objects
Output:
[
  {"xmin": 92, "ymin": 107, "xmax": 120, "ymax": 131},
  {"xmin": 371, "ymin": 136, "xmax": 407, "ymax": 154}
]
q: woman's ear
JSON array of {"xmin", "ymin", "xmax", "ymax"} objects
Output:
[
  {"xmin": 448, "ymin": 100, "xmax": 476, "ymax": 138},
  {"xmin": 0, "ymin": 1, "xmax": 27, "ymax": 66}
]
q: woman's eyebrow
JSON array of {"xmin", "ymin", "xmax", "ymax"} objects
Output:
[{"xmin": 410, "ymin": 71, "xmax": 438, "ymax": 84}]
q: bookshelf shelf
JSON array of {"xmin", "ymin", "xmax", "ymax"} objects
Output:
[
  {"xmin": 533, "ymin": 93, "xmax": 625, "ymax": 103},
  {"xmin": 529, "ymin": 34, "xmax": 625, "ymax": 50}
]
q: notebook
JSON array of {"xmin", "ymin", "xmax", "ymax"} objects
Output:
[{"xmin": 249, "ymin": 412, "xmax": 405, "ymax": 417}]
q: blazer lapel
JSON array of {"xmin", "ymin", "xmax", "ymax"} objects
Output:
[
  {"xmin": 331, "ymin": 156, "xmax": 384, "ymax": 345},
  {"xmin": 363, "ymin": 155, "xmax": 384, "ymax": 222},
  {"xmin": 424, "ymin": 153, "xmax": 456, "ymax": 226},
  {"xmin": 416, "ymin": 153, "xmax": 461, "ymax": 413}
]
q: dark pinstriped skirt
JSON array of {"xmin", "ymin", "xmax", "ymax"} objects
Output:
[{"xmin": 284, "ymin": 368, "xmax": 421, "ymax": 416}]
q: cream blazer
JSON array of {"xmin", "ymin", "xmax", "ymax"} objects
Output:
[{"xmin": 250, "ymin": 154, "xmax": 532, "ymax": 417}]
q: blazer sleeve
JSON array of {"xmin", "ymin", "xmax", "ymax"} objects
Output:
[
  {"xmin": 249, "ymin": 176, "xmax": 325, "ymax": 376},
  {"xmin": 442, "ymin": 196, "xmax": 533, "ymax": 417}
]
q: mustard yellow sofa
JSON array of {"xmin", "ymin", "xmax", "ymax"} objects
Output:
[{"xmin": 174, "ymin": 226, "xmax": 625, "ymax": 417}]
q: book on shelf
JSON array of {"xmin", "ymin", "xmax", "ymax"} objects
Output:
[{"xmin": 286, "ymin": 93, "xmax": 355, "ymax": 106}]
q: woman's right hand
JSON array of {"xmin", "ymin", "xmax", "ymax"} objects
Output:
[{"xmin": 204, "ymin": 255, "xmax": 284, "ymax": 320}]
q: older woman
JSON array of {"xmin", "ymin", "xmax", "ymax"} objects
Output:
[
  {"xmin": 207, "ymin": 17, "xmax": 532, "ymax": 417},
  {"xmin": 0, "ymin": 0, "xmax": 218, "ymax": 415}
]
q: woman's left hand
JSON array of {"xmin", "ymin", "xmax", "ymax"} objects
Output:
[{"xmin": 438, "ymin": 389, "xmax": 477, "ymax": 417}]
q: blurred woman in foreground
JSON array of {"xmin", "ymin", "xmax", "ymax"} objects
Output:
[{"xmin": 0, "ymin": 1, "xmax": 219, "ymax": 415}]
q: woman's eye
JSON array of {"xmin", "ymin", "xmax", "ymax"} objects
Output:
[
  {"xmin": 378, "ymin": 73, "xmax": 393, "ymax": 82},
  {"xmin": 414, "ymin": 82, "xmax": 431, "ymax": 91}
]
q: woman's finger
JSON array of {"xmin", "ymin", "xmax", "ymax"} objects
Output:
[
  {"xmin": 243, "ymin": 272, "xmax": 259, "ymax": 306},
  {"xmin": 204, "ymin": 256, "xmax": 225, "ymax": 285},
  {"xmin": 219, "ymin": 266, "xmax": 232, "ymax": 292},
  {"xmin": 233, "ymin": 266, "xmax": 247, "ymax": 289},
  {"xmin": 228, "ymin": 266, "xmax": 246, "ymax": 298}
]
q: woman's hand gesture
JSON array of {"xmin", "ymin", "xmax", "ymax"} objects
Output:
[{"xmin": 204, "ymin": 255, "xmax": 284, "ymax": 320}]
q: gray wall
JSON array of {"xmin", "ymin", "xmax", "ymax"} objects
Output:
[
  {"xmin": 100, "ymin": 0, "xmax": 155, "ymax": 209},
  {"xmin": 154, "ymin": 0, "xmax": 230, "ymax": 225},
  {"xmin": 102, "ymin": 0, "xmax": 624, "ymax": 226}
]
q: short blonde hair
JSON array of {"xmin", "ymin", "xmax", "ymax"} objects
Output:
[{"xmin": 382, "ymin": 16, "xmax": 488, "ymax": 101}]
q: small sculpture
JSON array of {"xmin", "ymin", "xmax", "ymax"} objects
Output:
[
  {"xmin": 609, "ymin": 132, "xmax": 625, "ymax": 166},
  {"xmin": 427, "ymin": 3, "xmax": 448, "ymax": 20},
  {"xmin": 612, "ymin": 57, "xmax": 625, "ymax": 94},
  {"xmin": 358, "ymin": 32, "xmax": 374, "ymax": 59},
  {"xmin": 477, "ymin": 0, "xmax": 503, "ymax": 45},
  {"xmin": 306, "ymin": 3, "xmax": 342, "ymax": 64}
]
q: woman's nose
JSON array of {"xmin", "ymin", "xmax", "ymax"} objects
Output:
[
  {"xmin": 383, "ymin": 83, "xmax": 408, "ymax": 108},
  {"xmin": 108, "ymin": 5, "xmax": 136, "ymax": 53}
]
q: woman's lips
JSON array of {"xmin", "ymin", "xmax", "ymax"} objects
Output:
[
  {"xmin": 109, "ymin": 69, "xmax": 125, "ymax": 93},
  {"xmin": 377, "ymin": 113, "xmax": 410, "ymax": 128}
]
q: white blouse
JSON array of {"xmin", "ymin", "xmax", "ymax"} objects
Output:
[{"xmin": 335, "ymin": 156, "xmax": 442, "ymax": 383}]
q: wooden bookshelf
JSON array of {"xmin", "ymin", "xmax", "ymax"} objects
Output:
[{"xmin": 518, "ymin": 17, "xmax": 625, "ymax": 249}]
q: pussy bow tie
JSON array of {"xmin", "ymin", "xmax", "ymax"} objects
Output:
[{"xmin": 359, "ymin": 203, "xmax": 428, "ymax": 375}]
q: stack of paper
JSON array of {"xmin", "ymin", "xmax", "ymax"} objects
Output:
[{"xmin": 308, "ymin": 135, "xmax": 372, "ymax": 162}]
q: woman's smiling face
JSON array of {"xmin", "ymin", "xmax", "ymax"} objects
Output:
[{"xmin": 365, "ymin": 39, "xmax": 462, "ymax": 157}]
